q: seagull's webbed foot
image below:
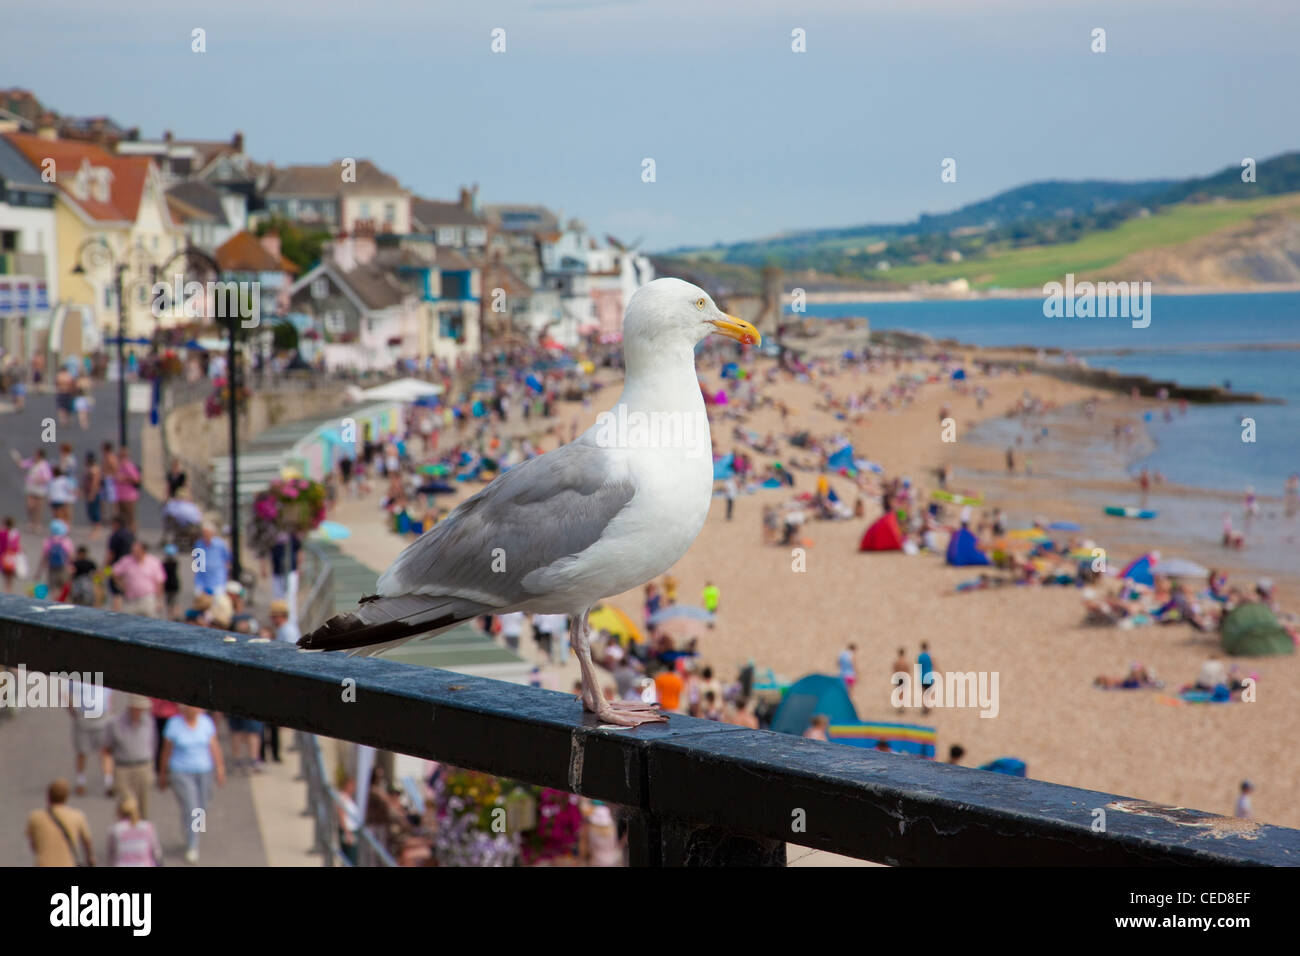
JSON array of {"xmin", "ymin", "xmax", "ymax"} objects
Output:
[{"xmin": 589, "ymin": 697, "xmax": 670, "ymax": 727}]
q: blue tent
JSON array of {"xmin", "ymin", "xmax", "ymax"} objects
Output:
[
  {"xmin": 720, "ymin": 362, "xmax": 740, "ymax": 379},
  {"xmin": 525, "ymin": 373, "xmax": 544, "ymax": 393},
  {"xmin": 950, "ymin": 368, "xmax": 967, "ymax": 380},
  {"xmin": 712, "ymin": 453, "xmax": 735, "ymax": 480},
  {"xmin": 946, "ymin": 527, "xmax": 991, "ymax": 566},
  {"xmin": 770, "ymin": 675, "xmax": 859, "ymax": 736},
  {"xmin": 827, "ymin": 445, "xmax": 855, "ymax": 471},
  {"xmin": 979, "ymin": 757, "xmax": 1027, "ymax": 777}
]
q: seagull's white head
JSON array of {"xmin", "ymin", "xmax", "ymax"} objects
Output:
[{"xmin": 623, "ymin": 277, "xmax": 761, "ymax": 352}]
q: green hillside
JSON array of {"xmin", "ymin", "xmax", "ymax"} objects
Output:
[
  {"xmin": 667, "ymin": 152, "xmax": 1300, "ymax": 287},
  {"xmin": 878, "ymin": 194, "xmax": 1300, "ymax": 289}
]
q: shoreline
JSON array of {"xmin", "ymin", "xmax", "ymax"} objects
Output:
[{"xmin": 795, "ymin": 282, "xmax": 1300, "ymax": 305}]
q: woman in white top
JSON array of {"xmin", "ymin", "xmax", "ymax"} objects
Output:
[{"xmin": 14, "ymin": 448, "xmax": 52, "ymax": 531}]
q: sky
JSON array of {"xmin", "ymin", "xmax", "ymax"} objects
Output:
[{"xmin": 6, "ymin": 0, "xmax": 1299, "ymax": 250}]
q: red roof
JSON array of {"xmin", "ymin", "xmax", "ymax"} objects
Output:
[
  {"xmin": 216, "ymin": 230, "xmax": 298, "ymax": 275},
  {"xmin": 4, "ymin": 132, "xmax": 157, "ymax": 223}
]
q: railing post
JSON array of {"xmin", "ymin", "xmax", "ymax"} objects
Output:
[{"xmin": 626, "ymin": 811, "xmax": 786, "ymax": 867}]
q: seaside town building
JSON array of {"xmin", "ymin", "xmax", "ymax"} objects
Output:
[{"xmin": 0, "ymin": 87, "xmax": 651, "ymax": 372}]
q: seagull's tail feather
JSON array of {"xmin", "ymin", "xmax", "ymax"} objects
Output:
[{"xmin": 297, "ymin": 593, "xmax": 490, "ymax": 656}]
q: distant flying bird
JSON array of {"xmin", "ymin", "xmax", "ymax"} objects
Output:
[{"xmin": 300, "ymin": 278, "xmax": 760, "ymax": 727}]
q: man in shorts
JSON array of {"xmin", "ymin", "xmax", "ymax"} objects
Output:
[{"xmin": 68, "ymin": 679, "xmax": 114, "ymax": 796}]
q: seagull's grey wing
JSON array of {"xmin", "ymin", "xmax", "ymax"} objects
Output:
[{"xmin": 299, "ymin": 441, "xmax": 635, "ymax": 654}]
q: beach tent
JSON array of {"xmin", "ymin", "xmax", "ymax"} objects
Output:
[
  {"xmin": 1120, "ymin": 553, "xmax": 1158, "ymax": 587},
  {"xmin": 770, "ymin": 675, "xmax": 859, "ymax": 736},
  {"xmin": 827, "ymin": 721, "xmax": 937, "ymax": 757},
  {"xmin": 950, "ymin": 368, "xmax": 967, "ymax": 380},
  {"xmin": 979, "ymin": 758, "xmax": 1027, "ymax": 777},
  {"xmin": 945, "ymin": 527, "xmax": 991, "ymax": 566},
  {"xmin": 1221, "ymin": 604, "xmax": 1295, "ymax": 656},
  {"xmin": 827, "ymin": 445, "xmax": 856, "ymax": 471},
  {"xmin": 859, "ymin": 512, "xmax": 905, "ymax": 552},
  {"xmin": 721, "ymin": 362, "xmax": 740, "ymax": 379},
  {"xmin": 712, "ymin": 453, "xmax": 735, "ymax": 480}
]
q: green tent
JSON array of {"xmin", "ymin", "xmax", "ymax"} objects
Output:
[{"xmin": 1221, "ymin": 603, "xmax": 1295, "ymax": 657}]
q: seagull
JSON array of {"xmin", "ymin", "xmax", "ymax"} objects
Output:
[{"xmin": 299, "ymin": 278, "xmax": 760, "ymax": 727}]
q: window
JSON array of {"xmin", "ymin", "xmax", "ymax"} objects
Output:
[
  {"xmin": 438, "ymin": 227, "xmax": 457, "ymax": 246},
  {"xmin": 439, "ymin": 312, "xmax": 464, "ymax": 341},
  {"xmin": 360, "ymin": 201, "xmax": 372, "ymax": 220},
  {"xmin": 323, "ymin": 309, "xmax": 345, "ymax": 333},
  {"xmin": 384, "ymin": 202, "xmax": 396, "ymax": 224},
  {"xmin": 311, "ymin": 278, "xmax": 329, "ymax": 300}
]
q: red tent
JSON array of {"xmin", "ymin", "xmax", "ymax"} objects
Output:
[{"xmin": 859, "ymin": 511, "xmax": 904, "ymax": 551}]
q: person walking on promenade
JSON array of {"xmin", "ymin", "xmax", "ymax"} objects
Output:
[
  {"xmin": 27, "ymin": 779, "xmax": 95, "ymax": 867},
  {"xmin": 158, "ymin": 705, "xmax": 225, "ymax": 864},
  {"xmin": 115, "ymin": 445, "xmax": 142, "ymax": 532},
  {"xmin": 106, "ymin": 794, "xmax": 162, "ymax": 867},
  {"xmin": 104, "ymin": 695, "xmax": 157, "ymax": 819},
  {"xmin": 113, "ymin": 539, "xmax": 166, "ymax": 618},
  {"xmin": 14, "ymin": 447, "xmax": 52, "ymax": 531}
]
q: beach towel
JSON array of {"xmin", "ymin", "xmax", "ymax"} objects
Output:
[{"xmin": 827, "ymin": 721, "xmax": 937, "ymax": 758}]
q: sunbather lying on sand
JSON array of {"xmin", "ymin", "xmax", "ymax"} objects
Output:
[{"xmin": 1094, "ymin": 662, "xmax": 1163, "ymax": 689}]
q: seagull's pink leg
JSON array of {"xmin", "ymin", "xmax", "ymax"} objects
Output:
[{"xmin": 570, "ymin": 610, "xmax": 667, "ymax": 727}]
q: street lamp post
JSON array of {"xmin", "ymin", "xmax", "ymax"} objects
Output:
[
  {"xmin": 155, "ymin": 245, "xmax": 242, "ymax": 582},
  {"xmin": 73, "ymin": 236, "xmax": 149, "ymax": 454}
]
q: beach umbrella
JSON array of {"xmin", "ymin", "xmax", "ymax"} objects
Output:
[
  {"xmin": 588, "ymin": 604, "xmax": 642, "ymax": 647},
  {"xmin": 647, "ymin": 605, "xmax": 716, "ymax": 627},
  {"xmin": 1156, "ymin": 558, "xmax": 1209, "ymax": 579},
  {"xmin": 1007, "ymin": 528, "xmax": 1049, "ymax": 541},
  {"xmin": 1120, "ymin": 552, "xmax": 1158, "ymax": 587},
  {"xmin": 1047, "ymin": 521, "xmax": 1082, "ymax": 532}
]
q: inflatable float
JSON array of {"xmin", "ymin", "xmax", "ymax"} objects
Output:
[{"xmin": 1104, "ymin": 506, "xmax": 1158, "ymax": 519}]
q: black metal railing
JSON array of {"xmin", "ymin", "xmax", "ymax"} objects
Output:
[{"xmin": 1, "ymin": 597, "xmax": 1295, "ymax": 867}]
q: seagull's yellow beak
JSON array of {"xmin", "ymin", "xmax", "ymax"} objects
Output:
[{"xmin": 708, "ymin": 314, "xmax": 762, "ymax": 347}]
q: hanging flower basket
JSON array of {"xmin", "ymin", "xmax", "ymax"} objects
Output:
[
  {"xmin": 204, "ymin": 376, "xmax": 252, "ymax": 418},
  {"xmin": 247, "ymin": 476, "xmax": 327, "ymax": 552}
]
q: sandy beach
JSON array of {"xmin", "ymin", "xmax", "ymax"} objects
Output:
[{"xmin": 326, "ymin": 344, "xmax": 1300, "ymax": 830}]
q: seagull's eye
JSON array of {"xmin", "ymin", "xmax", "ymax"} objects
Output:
[{"xmin": 695, "ymin": 298, "xmax": 706, "ymax": 310}]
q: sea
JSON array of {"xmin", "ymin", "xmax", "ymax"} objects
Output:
[{"xmin": 797, "ymin": 291, "xmax": 1300, "ymax": 497}]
